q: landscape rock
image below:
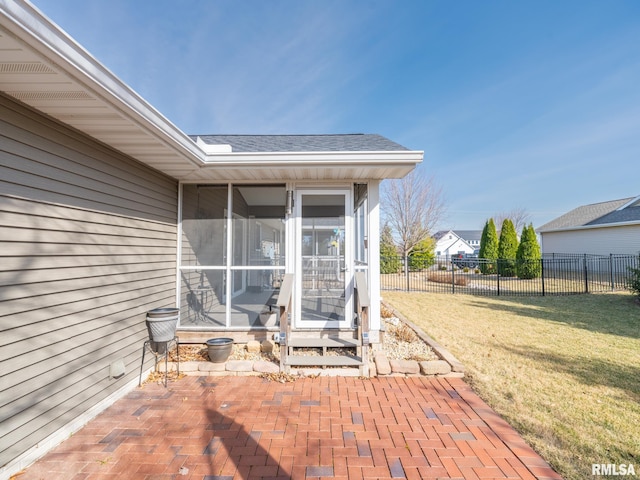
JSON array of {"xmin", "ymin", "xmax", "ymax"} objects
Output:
[
  {"xmin": 419, "ymin": 360, "xmax": 452, "ymax": 375},
  {"xmin": 389, "ymin": 359, "xmax": 420, "ymax": 375},
  {"xmin": 261, "ymin": 340, "xmax": 275, "ymax": 354},
  {"xmin": 226, "ymin": 360, "xmax": 253, "ymax": 372},
  {"xmin": 253, "ymin": 361, "xmax": 280, "ymax": 373},
  {"xmin": 173, "ymin": 361, "xmax": 200, "ymax": 372},
  {"xmin": 246, "ymin": 341, "xmax": 261, "ymax": 353},
  {"xmin": 199, "ymin": 362, "xmax": 226, "ymax": 372},
  {"xmin": 374, "ymin": 352, "xmax": 392, "ymax": 375}
]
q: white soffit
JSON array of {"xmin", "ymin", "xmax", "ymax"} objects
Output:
[
  {"xmin": 0, "ymin": 0, "xmax": 202, "ymax": 178},
  {"xmin": 0, "ymin": 0, "xmax": 422, "ymax": 182}
]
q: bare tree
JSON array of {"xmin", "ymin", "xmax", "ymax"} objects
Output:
[
  {"xmin": 381, "ymin": 169, "xmax": 447, "ymax": 257},
  {"xmin": 492, "ymin": 207, "xmax": 532, "ymax": 234}
]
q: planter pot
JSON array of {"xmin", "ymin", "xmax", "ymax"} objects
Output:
[
  {"xmin": 207, "ymin": 338, "xmax": 233, "ymax": 363},
  {"xmin": 146, "ymin": 308, "xmax": 179, "ymax": 344}
]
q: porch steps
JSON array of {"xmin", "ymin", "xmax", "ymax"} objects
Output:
[
  {"xmin": 284, "ymin": 336, "xmax": 362, "ymax": 368},
  {"xmin": 288, "ymin": 337, "xmax": 359, "ymax": 349},
  {"xmin": 284, "ymin": 355, "xmax": 362, "ymax": 367}
]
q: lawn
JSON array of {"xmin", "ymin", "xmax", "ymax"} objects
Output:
[{"xmin": 383, "ymin": 291, "xmax": 640, "ymax": 480}]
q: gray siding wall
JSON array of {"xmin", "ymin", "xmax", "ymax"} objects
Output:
[
  {"xmin": 0, "ymin": 93, "xmax": 178, "ymax": 468},
  {"xmin": 541, "ymin": 225, "xmax": 640, "ymax": 255}
]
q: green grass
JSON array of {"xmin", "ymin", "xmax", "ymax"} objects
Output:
[{"xmin": 383, "ymin": 291, "xmax": 640, "ymax": 480}]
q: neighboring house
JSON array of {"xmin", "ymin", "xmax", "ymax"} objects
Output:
[
  {"xmin": 452, "ymin": 230, "xmax": 482, "ymax": 251},
  {"xmin": 432, "ymin": 230, "xmax": 476, "ymax": 257},
  {"xmin": 0, "ymin": 2, "xmax": 423, "ymax": 476},
  {"xmin": 537, "ymin": 196, "xmax": 640, "ymax": 255}
]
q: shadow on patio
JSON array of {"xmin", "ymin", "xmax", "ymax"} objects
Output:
[{"xmin": 15, "ymin": 375, "xmax": 562, "ymax": 480}]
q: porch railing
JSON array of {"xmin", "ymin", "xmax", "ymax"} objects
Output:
[
  {"xmin": 276, "ymin": 272, "xmax": 370, "ymax": 375},
  {"xmin": 276, "ymin": 273, "xmax": 294, "ymax": 373}
]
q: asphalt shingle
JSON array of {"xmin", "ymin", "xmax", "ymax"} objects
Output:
[
  {"xmin": 537, "ymin": 197, "xmax": 636, "ymax": 231},
  {"xmin": 191, "ymin": 133, "xmax": 410, "ymax": 153}
]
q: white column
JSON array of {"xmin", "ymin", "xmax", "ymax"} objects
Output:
[{"xmin": 368, "ymin": 180, "xmax": 381, "ymax": 334}]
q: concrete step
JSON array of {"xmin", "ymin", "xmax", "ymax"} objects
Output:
[
  {"xmin": 288, "ymin": 337, "xmax": 359, "ymax": 349},
  {"xmin": 284, "ymin": 355, "xmax": 363, "ymax": 367}
]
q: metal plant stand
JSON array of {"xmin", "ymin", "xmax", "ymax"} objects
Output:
[{"xmin": 139, "ymin": 336, "xmax": 179, "ymax": 388}]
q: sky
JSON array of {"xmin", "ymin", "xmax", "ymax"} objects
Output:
[{"xmin": 32, "ymin": 0, "xmax": 640, "ymax": 232}]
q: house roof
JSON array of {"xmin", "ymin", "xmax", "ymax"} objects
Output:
[
  {"xmin": 451, "ymin": 230, "xmax": 482, "ymax": 242},
  {"xmin": 433, "ymin": 230, "xmax": 482, "ymax": 242},
  {"xmin": 538, "ymin": 196, "xmax": 640, "ymax": 232},
  {"xmin": 432, "ymin": 230, "xmax": 456, "ymax": 241},
  {"xmin": 0, "ymin": 1, "xmax": 422, "ymax": 182},
  {"xmin": 587, "ymin": 198, "xmax": 640, "ymax": 225},
  {"xmin": 432, "ymin": 230, "xmax": 475, "ymax": 253},
  {"xmin": 194, "ymin": 134, "xmax": 409, "ymax": 153}
]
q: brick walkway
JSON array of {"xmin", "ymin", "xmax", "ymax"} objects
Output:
[{"xmin": 16, "ymin": 375, "xmax": 562, "ymax": 480}]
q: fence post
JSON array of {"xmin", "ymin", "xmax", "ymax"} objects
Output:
[
  {"xmin": 610, "ymin": 254, "xmax": 614, "ymax": 291},
  {"xmin": 496, "ymin": 261, "xmax": 500, "ymax": 296},
  {"xmin": 583, "ymin": 254, "xmax": 589, "ymax": 293},
  {"xmin": 541, "ymin": 258, "xmax": 545, "ymax": 296},
  {"xmin": 404, "ymin": 255, "xmax": 410, "ymax": 292},
  {"xmin": 451, "ymin": 263, "xmax": 455, "ymax": 294}
]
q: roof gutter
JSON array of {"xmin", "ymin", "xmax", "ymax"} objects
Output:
[{"xmin": 199, "ymin": 150, "xmax": 424, "ymax": 166}]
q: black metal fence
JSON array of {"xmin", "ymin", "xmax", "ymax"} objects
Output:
[{"xmin": 380, "ymin": 253, "xmax": 639, "ymax": 296}]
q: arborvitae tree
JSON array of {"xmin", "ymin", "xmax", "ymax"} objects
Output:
[
  {"xmin": 380, "ymin": 224, "xmax": 401, "ymax": 274},
  {"xmin": 479, "ymin": 219, "xmax": 498, "ymax": 274},
  {"xmin": 516, "ymin": 224, "xmax": 542, "ymax": 279},
  {"xmin": 409, "ymin": 238, "xmax": 436, "ymax": 271},
  {"xmin": 497, "ymin": 219, "xmax": 519, "ymax": 276}
]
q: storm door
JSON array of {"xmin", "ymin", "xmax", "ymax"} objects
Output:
[{"xmin": 295, "ymin": 189, "xmax": 352, "ymax": 328}]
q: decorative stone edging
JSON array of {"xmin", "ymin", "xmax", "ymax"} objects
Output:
[
  {"xmin": 163, "ymin": 359, "xmax": 279, "ymax": 377},
  {"xmin": 160, "ymin": 305, "xmax": 465, "ymax": 378},
  {"xmin": 163, "ymin": 357, "xmax": 463, "ymax": 378},
  {"xmin": 381, "ymin": 300, "xmax": 466, "ymax": 376}
]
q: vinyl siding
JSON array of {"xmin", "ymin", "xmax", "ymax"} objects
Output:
[
  {"xmin": 0, "ymin": 93, "xmax": 178, "ymax": 468},
  {"xmin": 540, "ymin": 224, "xmax": 640, "ymax": 255}
]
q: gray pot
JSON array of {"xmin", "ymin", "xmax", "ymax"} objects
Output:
[
  {"xmin": 146, "ymin": 308, "xmax": 179, "ymax": 343},
  {"xmin": 206, "ymin": 338, "xmax": 233, "ymax": 363}
]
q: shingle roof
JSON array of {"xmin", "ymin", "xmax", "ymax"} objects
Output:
[
  {"xmin": 538, "ymin": 196, "xmax": 639, "ymax": 232},
  {"xmin": 191, "ymin": 134, "xmax": 410, "ymax": 153},
  {"xmin": 433, "ymin": 230, "xmax": 482, "ymax": 242},
  {"xmin": 433, "ymin": 230, "xmax": 455, "ymax": 241},
  {"xmin": 453, "ymin": 230, "xmax": 482, "ymax": 242},
  {"xmin": 587, "ymin": 205, "xmax": 640, "ymax": 225}
]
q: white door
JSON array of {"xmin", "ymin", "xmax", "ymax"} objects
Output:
[{"xmin": 295, "ymin": 189, "xmax": 352, "ymax": 328}]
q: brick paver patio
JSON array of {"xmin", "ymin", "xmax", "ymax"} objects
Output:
[{"xmin": 15, "ymin": 375, "xmax": 562, "ymax": 480}]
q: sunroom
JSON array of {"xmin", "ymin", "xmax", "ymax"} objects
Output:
[{"xmin": 176, "ymin": 135, "xmax": 424, "ymax": 351}]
